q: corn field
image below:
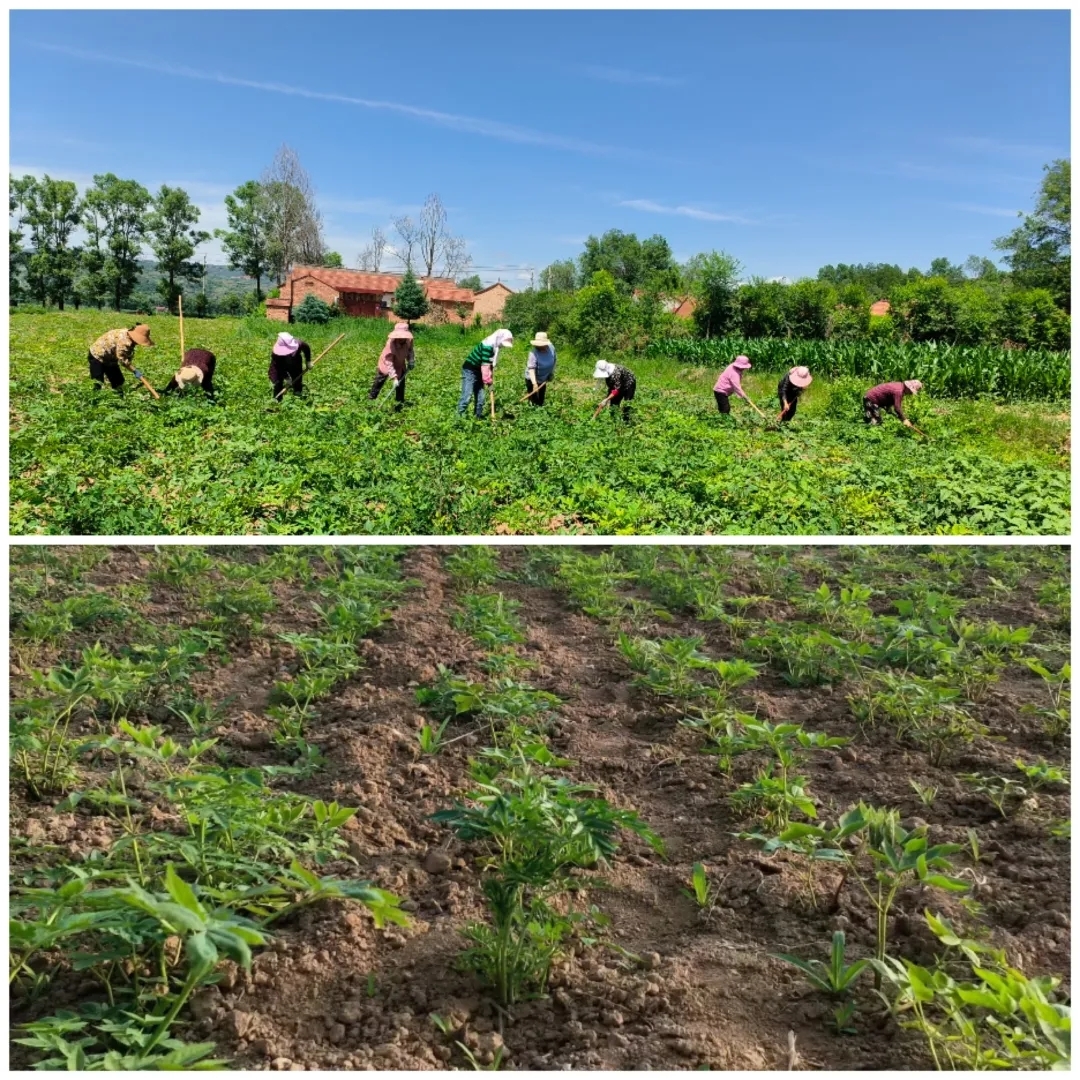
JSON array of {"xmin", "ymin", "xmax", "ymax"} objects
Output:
[{"xmin": 647, "ymin": 338, "xmax": 1071, "ymax": 403}]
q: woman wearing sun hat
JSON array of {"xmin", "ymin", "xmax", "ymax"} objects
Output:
[
  {"xmin": 592, "ymin": 360, "xmax": 636, "ymax": 422},
  {"xmin": 863, "ymin": 378, "xmax": 923, "ymax": 428},
  {"xmin": 777, "ymin": 365, "xmax": 813, "ymax": 423},
  {"xmin": 713, "ymin": 355, "xmax": 763, "ymax": 417},
  {"xmin": 370, "ymin": 322, "xmax": 414, "ymax": 409},
  {"xmin": 162, "ymin": 347, "xmax": 217, "ymax": 399},
  {"xmin": 524, "ymin": 331, "xmax": 557, "ymax": 407},
  {"xmin": 269, "ymin": 331, "xmax": 312, "ymax": 399},
  {"xmin": 87, "ymin": 323, "xmax": 154, "ymax": 392}
]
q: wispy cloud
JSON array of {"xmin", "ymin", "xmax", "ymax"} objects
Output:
[
  {"xmin": 619, "ymin": 198, "xmax": 755, "ymax": 224},
  {"xmin": 951, "ymin": 202, "xmax": 1022, "ymax": 219},
  {"xmin": 32, "ymin": 42, "xmax": 637, "ymax": 159},
  {"xmin": 582, "ymin": 65, "xmax": 685, "ymax": 88},
  {"xmin": 942, "ymin": 136, "xmax": 1061, "ymax": 159}
]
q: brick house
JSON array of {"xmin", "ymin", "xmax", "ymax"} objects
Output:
[
  {"xmin": 471, "ymin": 282, "xmax": 514, "ymax": 322},
  {"xmin": 267, "ymin": 266, "xmax": 476, "ymax": 324}
]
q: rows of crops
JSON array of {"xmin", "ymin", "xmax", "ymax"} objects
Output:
[
  {"xmin": 647, "ymin": 337, "xmax": 1071, "ymax": 403},
  {"xmin": 10, "ymin": 312, "xmax": 1070, "ymax": 536},
  {"xmin": 9, "ymin": 544, "xmax": 1070, "ymax": 1070}
]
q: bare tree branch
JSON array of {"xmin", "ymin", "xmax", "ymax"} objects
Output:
[
  {"xmin": 392, "ymin": 215, "xmax": 420, "ymax": 272},
  {"xmin": 357, "ymin": 226, "xmax": 388, "ymax": 272},
  {"xmin": 261, "ymin": 144, "xmax": 324, "ymax": 282}
]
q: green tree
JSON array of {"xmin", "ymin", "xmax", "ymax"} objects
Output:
[
  {"xmin": 963, "ymin": 255, "xmax": 1002, "ymax": 284},
  {"xmin": 784, "ymin": 279, "xmax": 838, "ymax": 339},
  {"xmin": 147, "ymin": 185, "xmax": 210, "ymax": 313},
  {"xmin": 293, "ymin": 293, "xmax": 332, "ymax": 324},
  {"xmin": 890, "ymin": 277, "xmax": 960, "ymax": 342},
  {"xmin": 392, "ymin": 267, "xmax": 430, "ymax": 325},
  {"xmin": 928, "ymin": 257, "xmax": 966, "ymax": 285},
  {"xmin": 539, "ymin": 259, "xmax": 577, "ymax": 292},
  {"xmin": 685, "ymin": 251, "xmax": 741, "ymax": 338},
  {"xmin": 216, "ymin": 181, "xmax": 273, "ymax": 301},
  {"xmin": 994, "ymin": 160, "xmax": 1070, "ymax": 311},
  {"xmin": 831, "ymin": 283, "xmax": 871, "ymax": 340},
  {"xmin": 9, "ymin": 174, "xmax": 37, "ymax": 305},
  {"xmin": 564, "ymin": 270, "xmax": 630, "ymax": 356},
  {"xmin": 193, "ymin": 292, "xmax": 210, "ymax": 318},
  {"xmin": 82, "ymin": 173, "xmax": 152, "ymax": 310},
  {"xmin": 736, "ymin": 278, "xmax": 788, "ymax": 337},
  {"xmin": 322, "ymin": 251, "xmax": 343, "ymax": 268},
  {"xmin": 21, "ymin": 175, "xmax": 82, "ymax": 309},
  {"xmin": 457, "ymin": 273, "xmax": 483, "ymax": 292},
  {"xmin": 579, "ymin": 230, "xmax": 643, "ymax": 294},
  {"xmin": 997, "ymin": 289, "xmax": 1070, "ymax": 349},
  {"xmin": 503, "ymin": 288, "xmax": 575, "ymax": 338}
]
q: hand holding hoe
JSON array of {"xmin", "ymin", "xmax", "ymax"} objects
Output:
[{"xmin": 276, "ymin": 333, "xmax": 346, "ymax": 401}]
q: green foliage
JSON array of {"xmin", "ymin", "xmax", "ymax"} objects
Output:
[
  {"xmin": 214, "ymin": 180, "xmax": 273, "ymax": 301},
  {"xmin": 775, "ymin": 931, "xmax": 870, "ymax": 998},
  {"xmin": 292, "ymin": 293, "xmax": 333, "ymax": 325},
  {"xmin": 83, "ymin": 173, "xmax": 153, "ymax": 312},
  {"xmin": 393, "ymin": 267, "xmax": 430, "ymax": 323},
  {"xmin": 685, "ymin": 250, "xmax": 741, "ymax": 338},
  {"xmin": 564, "ymin": 270, "xmax": 632, "ymax": 356},
  {"xmin": 147, "ymin": 186, "xmax": 210, "ymax": 314},
  {"xmin": 502, "ymin": 288, "xmax": 574, "ymax": 339}
]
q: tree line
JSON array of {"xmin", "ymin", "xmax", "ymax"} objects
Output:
[{"xmin": 507, "ymin": 160, "xmax": 1069, "ymax": 354}]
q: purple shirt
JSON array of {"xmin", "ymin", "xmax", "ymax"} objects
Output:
[
  {"xmin": 714, "ymin": 363, "xmax": 748, "ymax": 398},
  {"xmin": 865, "ymin": 381, "xmax": 907, "ymax": 418}
]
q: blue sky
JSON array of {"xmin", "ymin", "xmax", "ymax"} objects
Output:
[{"xmin": 10, "ymin": 9, "xmax": 1070, "ymax": 287}]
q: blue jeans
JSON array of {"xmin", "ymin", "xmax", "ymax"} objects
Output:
[{"xmin": 458, "ymin": 365, "xmax": 486, "ymax": 417}]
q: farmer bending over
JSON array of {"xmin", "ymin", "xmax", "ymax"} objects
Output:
[
  {"xmin": 777, "ymin": 365, "xmax": 812, "ymax": 423},
  {"xmin": 713, "ymin": 355, "xmax": 759, "ymax": 416},
  {"xmin": 269, "ymin": 332, "xmax": 312, "ymax": 399},
  {"xmin": 524, "ymin": 331, "xmax": 557, "ymax": 406},
  {"xmin": 864, "ymin": 379, "xmax": 923, "ymax": 428},
  {"xmin": 458, "ymin": 329, "xmax": 513, "ymax": 418},
  {"xmin": 370, "ymin": 322, "xmax": 414, "ymax": 409},
  {"xmin": 88, "ymin": 323, "xmax": 154, "ymax": 392},
  {"xmin": 162, "ymin": 348, "xmax": 217, "ymax": 399},
  {"xmin": 593, "ymin": 360, "xmax": 636, "ymax": 422}
]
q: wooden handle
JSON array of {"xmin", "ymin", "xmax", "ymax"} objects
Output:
[
  {"xmin": 178, "ymin": 293, "xmax": 184, "ymax": 366},
  {"xmin": 520, "ymin": 380, "xmax": 547, "ymax": 402},
  {"xmin": 489, "ymin": 386, "xmax": 496, "ymax": 421},
  {"xmin": 139, "ymin": 374, "xmax": 161, "ymax": 400},
  {"xmin": 310, "ymin": 332, "xmax": 346, "ymax": 370}
]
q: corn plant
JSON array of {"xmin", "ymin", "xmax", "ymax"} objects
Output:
[
  {"xmin": 684, "ymin": 863, "xmax": 713, "ymax": 908},
  {"xmin": 775, "ymin": 931, "xmax": 870, "ymax": 998}
]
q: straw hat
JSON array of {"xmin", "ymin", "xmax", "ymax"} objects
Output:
[
  {"xmin": 273, "ymin": 332, "xmax": 300, "ymax": 356},
  {"xmin": 128, "ymin": 324, "xmax": 154, "ymax": 347},
  {"xmin": 531, "ymin": 331, "xmax": 552, "ymax": 348},
  {"xmin": 788, "ymin": 365, "xmax": 812, "ymax": 388},
  {"xmin": 903, "ymin": 379, "xmax": 923, "ymax": 394},
  {"xmin": 175, "ymin": 365, "xmax": 205, "ymax": 388}
]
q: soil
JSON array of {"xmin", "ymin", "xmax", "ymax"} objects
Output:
[{"xmin": 8, "ymin": 545, "xmax": 1071, "ymax": 1071}]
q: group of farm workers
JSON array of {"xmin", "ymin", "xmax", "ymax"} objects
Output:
[{"xmin": 85, "ymin": 323, "xmax": 926, "ymax": 431}]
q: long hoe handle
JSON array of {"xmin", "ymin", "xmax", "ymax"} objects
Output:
[
  {"xmin": 137, "ymin": 373, "xmax": 161, "ymax": 400},
  {"xmin": 179, "ymin": 293, "xmax": 185, "ymax": 365},
  {"xmin": 520, "ymin": 381, "xmax": 547, "ymax": 402},
  {"xmin": 275, "ymin": 333, "xmax": 345, "ymax": 401},
  {"xmin": 489, "ymin": 385, "xmax": 496, "ymax": 422}
]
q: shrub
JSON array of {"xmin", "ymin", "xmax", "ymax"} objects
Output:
[
  {"xmin": 503, "ymin": 288, "xmax": 575, "ymax": 339},
  {"xmin": 392, "ymin": 268, "xmax": 430, "ymax": 324},
  {"xmin": 563, "ymin": 271, "xmax": 631, "ymax": 357},
  {"xmin": 293, "ymin": 294, "xmax": 333, "ymax": 324}
]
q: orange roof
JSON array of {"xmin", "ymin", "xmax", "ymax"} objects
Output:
[
  {"xmin": 288, "ymin": 266, "xmax": 475, "ymax": 303},
  {"xmin": 870, "ymin": 300, "xmax": 891, "ymax": 316},
  {"xmin": 475, "ymin": 282, "xmax": 514, "ymax": 295}
]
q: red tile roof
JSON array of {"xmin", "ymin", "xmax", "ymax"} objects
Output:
[
  {"xmin": 870, "ymin": 300, "xmax": 891, "ymax": 316},
  {"xmin": 288, "ymin": 266, "xmax": 475, "ymax": 303}
]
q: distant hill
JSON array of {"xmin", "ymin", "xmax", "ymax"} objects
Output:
[{"xmin": 134, "ymin": 260, "xmax": 255, "ymax": 306}]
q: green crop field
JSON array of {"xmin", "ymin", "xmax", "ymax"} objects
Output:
[{"xmin": 9, "ymin": 311, "xmax": 1071, "ymax": 536}]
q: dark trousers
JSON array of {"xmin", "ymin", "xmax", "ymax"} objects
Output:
[
  {"xmin": 864, "ymin": 397, "xmax": 886, "ymax": 425},
  {"xmin": 714, "ymin": 390, "xmax": 731, "ymax": 414},
  {"xmin": 89, "ymin": 353, "xmax": 124, "ymax": 391},
  {"xmin": 370, "ymin": 370, "xmax": 406, "ymax": 405},
  {"xmin": 778, "ymin": 384, "xmax": 799, "ymax": 422},
  {"xmin": 269, "ymin": 354, "xmax": 304, "ymax": 398},
  {"xmin": 524, "ymin": 378, "xmax": 547, "ymax": 406},
  {"xmin": 609, "ymin": 393, "xmax": 632, "ymax": 423}
]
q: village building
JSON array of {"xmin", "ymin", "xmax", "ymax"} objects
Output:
[{"xmin": 266, "ymin": 266, "xmax": 477, "ymax": 324}]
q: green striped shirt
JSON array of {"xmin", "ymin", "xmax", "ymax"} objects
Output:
[{"xmin": 464, "ymin": 342, "xmax": 495, "ymax": 369}]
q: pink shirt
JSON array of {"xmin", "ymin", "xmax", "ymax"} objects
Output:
[
  {"xmin": 377, "ymin": 339, "xmax": 413, "ymax": 378},
  {"xmin": 714, "ymin": 363, "xmax": 748, "ymax": 398}
]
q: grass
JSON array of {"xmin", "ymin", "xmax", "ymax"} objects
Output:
[{"xmin": 9, "ymin": 311, "xmax": 1070, "ymax": 535}]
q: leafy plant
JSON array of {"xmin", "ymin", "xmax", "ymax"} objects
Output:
[{"xmin": 775, "ymin": 931, "xmax": 870, "ymax": 998}]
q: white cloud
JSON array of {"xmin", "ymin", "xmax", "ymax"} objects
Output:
[
  {"xmin": 951, "ymin": 203, "xmax": 1023, "ymax": 219},
  {"xmin": 582, "ymin": 65, "xmax": 685, "ymax": 88},
  {"xmin": 618, "ymin": 198, "xmax": 755, "ymax": 224},
  {"xmin": 33, "ymin": 43, "xmax": 639, "ymax": 159}
]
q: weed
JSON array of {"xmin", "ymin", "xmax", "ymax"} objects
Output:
[
  {"xmin": 909, "ymin": 779, "xmax": 938, "ymax": 807},
  {"xmin": 775, "ymin": 931, "xmax": 870, "ymax": 998},
  {"xmin": 960, "ymin": 773, "xmax": 1027, "ymax": 818}
]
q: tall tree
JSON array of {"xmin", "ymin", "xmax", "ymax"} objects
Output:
[
  {"xmin": 928, "ymin": 257, "xmax": 966, "ymax": 285},
  {"xmin": 215, "ymin": 180, "xmax": 273, "ymax": 300},
  {"xmin": 415, "ymin": 193, "xmax": 471, "ymax": 280},
  {"xmin": 21, "ymin": 175, "xmax": 82, "ymax": 309},
  {"xmin": 262, "ymin": 144, "xmax": 324, "ymax": 282},
  {"xmin": 392, "ymin": 214, "xmax": 420, "ymax": 272},
  {"xmin": 392, "ymin": 266, "xmax": 429, "ymax": 325},
  {"xmin": 358, "ymin": 226, "xmax": 387, "ymax": 271},
  {"xmin": 994, "ymin": 159, "xmax": 1071, "ymax": 311},
  {"xmin": 83, "ymin": 173, "xmax": 152, "ymax": 310},
  {"xmin": 322, "ymin": 251, "xmax": 343, "ymax": 268},
  {"xmin": 540, "ymin": 259, "xmax": 577, "ymax": 292},
  {"xmin": 147, "ymin": 185, "xmax": 209, "ymax": 313},
  {"xmin": 579, "ymin": 230, "xmax": 643, "ymax": 293},
  {"xmin": 684, "ymin": 251, "xmax": 742, "ymax": 338},
  {"xmin": 78, "ymin": 206, "xmax": 110, "ymax": 310},
  {"xmin": 9, "ymin": 174, "xmax": 37, "ymax": 305}
]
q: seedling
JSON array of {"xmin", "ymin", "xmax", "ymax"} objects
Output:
[
  {"xmin": 775, "ymin": 931, "xmax": 870, "ymax": 998},
  {"xmin": 1020, "ymin": 658, "xmax": 1070, "ymax": 739},
  {"xmin": 429, "ymin": 1013, "xmax": 453, "ymax": 1035},
  {"xmin": 966, "ymin": 828, "xmax": 981, "ymax": 864},
  {"xmin": 418, "ymin": 718, "xmax": 452, "ymax": 755},
  {"xmin": 960, "ymin": 773, "xmax": 1026, "ymax": 818},
  {"xmin": 833, "ymin": 1000, "xmax": 858, "ymax": 1035},
  {"xmin": 684, "ymin": 863, "xmax": 713, "ymax": 908},
  {"xmin": 909, "ymin": 779, "xmax": 938, "ymax": 807},
  {"xmin": 1014, "ymin": 758, "xmax": 1069, "ymax": 790}
]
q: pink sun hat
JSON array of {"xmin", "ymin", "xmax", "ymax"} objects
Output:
[
  {"xmin": 733, "ymin": 355, "xmax": 752, "ymax": 370},
  {"xmin": 903, "ymin": 379, "xmax": 923, "ymax": 394},
  {"xmin": 788, "ymin": 366, "xmax": 813, "ymax": 388},
  {"xmin": 273, "ymin": 332, "xmax": 300, "ymax": 356},
  {"xmin": 388, "ymin": 322, "xmax": 413, "ymax": 341}
]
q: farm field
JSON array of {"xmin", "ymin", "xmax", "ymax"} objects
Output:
[
  {"xmin": 9, "ymin": 311, "xmax": 1071, "ymax": 536},
  {"xmin": 9, "ymin": 543, "xmax": 1070, "ymax": 1070}
]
